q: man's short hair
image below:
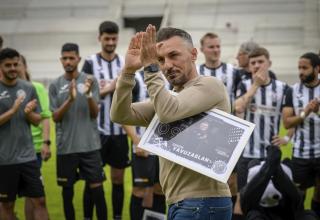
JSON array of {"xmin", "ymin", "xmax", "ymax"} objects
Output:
[
  {"xmin": 0, "ymin": 36, "xmax": 3, "ymax": 49},
  {"xmin": 61, "ymin": 43, "xmax": 79, "ymax": 54},
  {"xmin": 200, "ymin": 32, "xmax": 219, "ymax": 46},
  {"xmin": 239, "ymin": 41, "xmax": 259, "ymax": 54},
  {"xmin": 300, "ymin": 52, "xmax": 320, "ymax": 68},
  {"xmin": 248, "ymin": 47, "xmax": 270, "ymax": 60},
  {"xmin": 0, "ymin": 48, "xmax": 20, "ymax": 63},
  {"xmin": 99, "ymin": 21, "xmax": 119, "ymax": 36},
  {"xmin": 156, "ymin": 27, "xmax": 193, "ymax": 46}
]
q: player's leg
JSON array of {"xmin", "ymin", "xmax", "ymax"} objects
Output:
[
  {"xmin": 109, "ymin": 135, "xmax": 130, "ymax": 220},
  {"xmin": 57, "ymin": 154, "xmax": 79, "ymax": 220},
  {"xmin": 20, "ymin": 160, "xmax": 49, "ymax": 220},
  {"xmin": 0, "ymin": 164, "xmax": 19, "ymax": 219},
  {"xmin": 80, "ymin": 150, "xmax": 107, "ymax": 220},
  {"xmin": 25, "ymin": 153, "xmax": 42, "ymax": 220}
]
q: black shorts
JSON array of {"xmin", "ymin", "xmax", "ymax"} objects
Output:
[
  {"xmin": 292, "ymin": 157, "xmax": 320, "ymax": 190},
  {"xmin": 100, "ymin": 134, "xmax": 130, "ymax": 169},
  {"xmin": 237, "ymin": 156, "xmax": 264, "ymax": 191},
  {"xmin": 57, "ymin": 150, "xmax": 105, "ymax": 187},
  {"xmin": 131, "ymin": 154, "xmax": 159, "ymax": 187},
  {"xmin": 0, "ymin": 160, "xmax": 45, "ymax": 202}
]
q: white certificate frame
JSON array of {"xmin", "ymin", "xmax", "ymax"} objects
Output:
[
  {"xmin": 139, "ymin": 108, "xmax": 255, "ymax": 183},
  {"xmin": 142, "ymin": 210, "xmax": 166, "ymax": 220}
]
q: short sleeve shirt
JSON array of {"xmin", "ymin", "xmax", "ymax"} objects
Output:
[
  {"xmin": 49, "ymin": 73, "xmax": 101, "ymax": 155},
  {"xmin": 0, "ymin": 79, "xmax": 40, "ymax": 165}
]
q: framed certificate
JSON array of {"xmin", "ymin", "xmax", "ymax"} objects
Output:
[
  {"xmin": 139, "ymin": 109, "xmax": 255, "ymax": 183},
  {"xmin": 142, "ymin": 210, "xmax": 166, "ymax": 220}
]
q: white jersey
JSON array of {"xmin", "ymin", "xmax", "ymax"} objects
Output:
[
  {"xmin": 197, "ymin": 62, "xmax": 238, "ymax": 104},
  {"xmin": 283, "ymin": 82, "xmax": 320, "ymax": 159},
  {"xmin": 237, "ymin": 78, "xmax": 289, "ymax": 158},
  {"xmin": 82, "ymin": 53, "xmax": 125, "ymax": 135}
]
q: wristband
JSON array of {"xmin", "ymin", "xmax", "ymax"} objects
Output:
[
  {"xmin": 283, "ymin": 135, "xmax": 291, "ymax": 143},
  {"xmin": 299, "ymin": 111, "xmax": 306, "ymax": 119},
  {"xmin": 86, "ymin": 91, "xmax": 92, "ymax": 98},
  {"xmin": 43, "ymin": 140, "xmax": 51, "ymax": 146}
]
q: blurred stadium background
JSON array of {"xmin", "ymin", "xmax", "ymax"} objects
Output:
[
  {"xmin": 1, "ymin": 0, "xmax": 319, "ymax": 219},
  {"xmin": 0, "ymin": 0, "xmax": 319, "ymax": 84}
]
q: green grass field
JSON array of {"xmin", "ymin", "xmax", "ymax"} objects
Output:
[{"xmin": 12, "ymin": 123, "xmax": 314, "ymax": 219}]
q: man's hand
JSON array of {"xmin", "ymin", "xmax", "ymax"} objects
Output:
[
  {"xmin": 133, "ymin": 136, "xmax": 148, "ymax": 157},
  {"xmin": 304, "ymin": 98, "xmax": 320, "ymax": 117},
  {"xmin": 123, "ymin": 32, "xmax": 143, "ymax": 74},
  {"xmin": 136, "ymin": 146, "xmax": 149, "ymax": 157},
  {"xmin": 84, "ymin": 75, "xmax": 94, "ymax": 95},
  {"xmin": 141, "ymin": 24, "xmax": 158, "ymax": 67},
  {"xmin": 11, "ymin": 96, "xmax": 24, "ymax": 113},
  {"xmin": 24, "ymin": 99, "xmax": 37, "ymax": 114},
  {"xmin": 253, "ymin": 66, "xmax": 269, "ymax": 87},
  {"xmin": 272, "ymin": 135, "xmax": 290, "ymax": 146},
  {"xmin": 69, "ymin": 79, "xmax": 77, "ymax": 101},
  {"xmin": 100, "ymin": 79, "xmax": 117, "ymax": 95},
  {"xmin": 41, "ymin": 144, "xmax": 51, "ymax": 161}
]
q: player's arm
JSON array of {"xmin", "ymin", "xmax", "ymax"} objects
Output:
[
  {"xmin": 36, "ymin": 84, "xmax": 52, "ymax": 161},
  {"xmin": 234, "ymin": 84, "xmax": 259, "ymax": 115},
  {"xmin": 272, "ymin": 127, "xmax": 295, "ymax": 146},
  {"xmin": 85, "ymin": 76, "xmax": 99, "ymax": 119},
  {"xmin": 51, "ymin": 79, "xmax": 76, "ymax": 122},
  {"xmin": 281, "ymin": 86, "xmax": 314, "ymax": 129},
  {"xmin": 0, "ymin": 96, "xmax": 24, "ymax": 126},
  {"xmin": 235, "ymin": 66, "xmax": 269, "ymax": 115},
  {"xmin": 283, "ymin": 100, "xmax": 319, "ymax": 129},
  {"xmin": 41, "ymin": 118, "xmax": 51, "ymax": 161},
  {"xmin": 25, "ymin": 104, "xmax": 42, "ymax": 126},
  {"xmin": 282, "ymin": 107, "xmax": 303, "ymax": 129},
  {"xmin": 110, "ymin": 32, "xmax": 155, "ymax": 127},
  {"xmin": 123, "ymin": 125, "xmax": 148, "ymax": 157},
  {"xmin": 122, "ymin": 125, "xmax": 140, "ymax": 145},
  {"xmin": 100, "ymin": 79, "xmax": 117, "ymax": 98},
  {"xmin": 24, "ymin": 85, "xmax": 42, "ymax": 126}
]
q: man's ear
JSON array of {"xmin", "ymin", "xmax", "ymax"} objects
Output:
[
  {"xmin": 191, "ymin": 48, "xmax": 198, "ymax": 62},
  {"xmin": 268, "ymin": 60, "xmax": 272, "ymax": 68}
]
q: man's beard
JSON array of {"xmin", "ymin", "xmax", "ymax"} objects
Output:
[
  {"xmin": 3, "ymin": 71, "xmax": 17, "ymax": 81},
  {"xmin": 65, "ymin": 66, "xmax": 75, "ymax": 73},
  {"xmin": 103, "ymin": 45, "xmax": 116, "ymax": 54},
  {"xmin": 300, "ymin": 71, "xmax": 316, "ymax": 84}
]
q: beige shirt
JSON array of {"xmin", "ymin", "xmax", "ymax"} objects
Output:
[{"xmin": 111, "ymin": 71, "xmax": 231, "ymax": 204}]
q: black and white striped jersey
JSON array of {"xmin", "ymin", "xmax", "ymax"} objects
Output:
[
  {"xmin": 283, "ymin": 82, "xmax": 320, "ymax": 159},
  {"xmin": 133, "ymin": 71, "xmax": 148, "ymax": 104},
  {"xmin": 237, "ymin": 78, "xmax": 289, "ymax": 158},
  {"xmin": 82, "ymin": 53, "xmax": 125, "ymax": 136},
  {"xmin": 197, "ymin": 63, "xmax": 240, "ymax": 105},
  {"xmin": 132, "ymin": 71, "xmax": 148, "ymax": 153}
]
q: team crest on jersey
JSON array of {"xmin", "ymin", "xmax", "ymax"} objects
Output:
[
  {"xmin": 77, "ymin": 83, "xmax": 86, "ymax": 94},
  {"xmin": 16, "ymin": 89, "xmax": 26, "ymax": 101}
]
